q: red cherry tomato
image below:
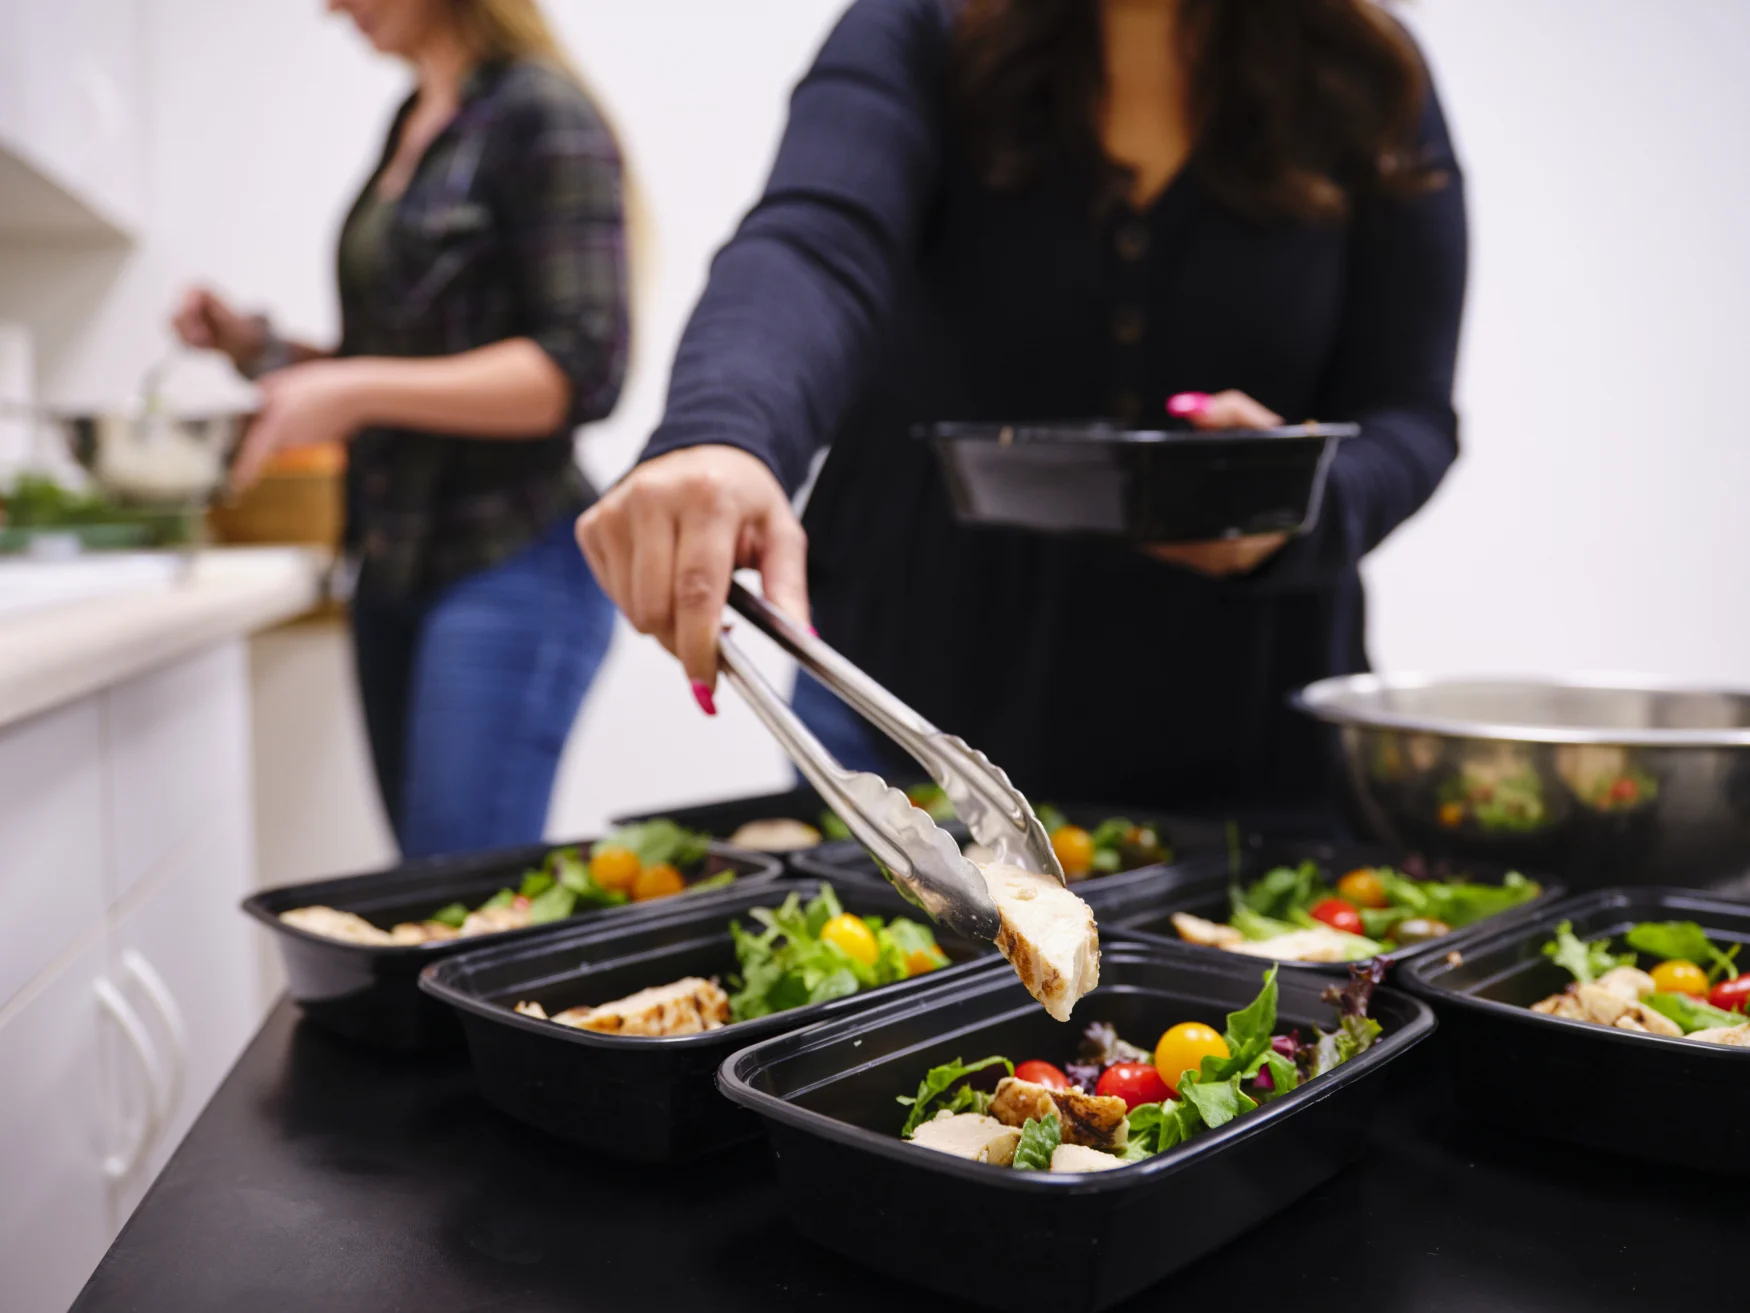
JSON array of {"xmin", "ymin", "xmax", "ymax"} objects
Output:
[
  {"xmin": 1609, "ymin": 776, "xmax": 1639, "ymax": 803},
  {"xmin": 1709, "ymin": 975, "xmax": 1750, "ymax": 1014},
  {"xmin": 1310, "ymin": 898, "xmax": 1364, "ymax": 936},
  {"xmin": 1095, "ymin": 1061, "xmax": 1173, "ymax": 1110},
  {"xmin": 1013, "ymin": 1060, "xmax": 1070, "ymax": 1090}
]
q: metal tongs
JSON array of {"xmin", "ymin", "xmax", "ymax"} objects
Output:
[{"xmin": 716, "ymin": 583, "xmax": 1064, "ymax": 943}]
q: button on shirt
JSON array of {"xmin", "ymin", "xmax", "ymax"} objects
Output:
[{"xmin": 643, "ymin": 0, "xmax": 1467, "ymax": 813}]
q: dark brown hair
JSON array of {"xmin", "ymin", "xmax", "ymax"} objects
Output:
[{"xmin": 950, "ymin": 0, "xmax": 1442, "ymax": 223}]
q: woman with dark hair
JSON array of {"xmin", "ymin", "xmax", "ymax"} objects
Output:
[{"xmin": 579, "ymin": 0, "xmax": 1465, "ymax": 825}]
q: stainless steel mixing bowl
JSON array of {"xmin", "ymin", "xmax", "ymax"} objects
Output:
[{"xmin": 1295, "ymin": 674, "xmax": 1750, "ymax": 892}]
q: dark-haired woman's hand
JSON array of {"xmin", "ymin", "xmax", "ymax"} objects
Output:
[
  {"xmin": 575, "ymin": 446, "xmax": 809, "ymax": 710},
  {"xmin": 1148, "ymin": 389, "xmax": 1290, "ymax": 577}
]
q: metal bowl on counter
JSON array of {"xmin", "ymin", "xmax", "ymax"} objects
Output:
[{"xmin": 1296, "ymin": 673, "xmax": 1750, "ymax": 892}]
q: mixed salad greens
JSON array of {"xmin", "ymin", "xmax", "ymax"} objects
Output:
[
  {"xmin": 1532, "ymin": 919, "xmax": 1750, "ymax": 1045},
  {"xmin": 729, "ymin": 882, "xmax": 949, "ymax": 1022},
  {"xmin": 514, "ymin": 881, "xmax": 949, "ymax": 1037},
  {"xmin": 1437, "ymin": 764, "xmax": 1546, "ymax": 832},
  {"xmin": 822, "ymin": 786, "xmax": 1171, "ymax": 883},
  {"xmin": 1173, "ymin": 858, "xmax": 1542, "ymax": 963},
  {"xmin": 898, "ymin": 963, "xmax": 1385, "ymax": 1172},
  {"xmin": 279, "ymin": 820, "xmax": 729, "ymax": 946}
]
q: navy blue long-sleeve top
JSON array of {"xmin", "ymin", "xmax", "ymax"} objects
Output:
[{"xmin": 644, "ymin": 0, "xmax": 1467, "ymax": 815}]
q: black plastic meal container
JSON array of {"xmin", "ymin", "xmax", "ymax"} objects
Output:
[
  {"xmin": 1401, "ymin": 886, "xmax": 1750, "ymax": 1174},
  {"xmin": 1111, "ymin": 842, "xmax": 1563, "ymax": 978},
  {"xmin": 243, "ymin": 840, "xmax": 783, "ymax": 1052},
  {"xmin": 790, "ymin": 804, "xmax": 1234, "ymax": 916},
  {"xmin": 923, "ymin": 419, "xmax": 1356, "ymax": 542},
  {"xmin": 418, "ymin": 879, "xmax": 1000, "ymax": 1162},
  {"xmin": 718, "ymin": 942, "xmax": 1434, "ymax": 1312}
]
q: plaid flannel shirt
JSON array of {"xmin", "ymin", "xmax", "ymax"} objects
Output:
[{"xmin": 337, "ymin": 58, "xmax": 628, "ymax": 601}]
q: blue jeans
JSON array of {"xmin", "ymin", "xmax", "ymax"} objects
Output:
[{"xmin": 351, "ymin": 514, "xmax": 614, "ymax": 859}]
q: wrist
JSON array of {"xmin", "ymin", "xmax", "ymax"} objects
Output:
[{"xmin": 332, "ymin": 357, "xmax": 391, "ymax": 429}]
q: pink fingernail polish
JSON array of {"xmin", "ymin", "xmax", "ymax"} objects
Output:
[
  {"xmin": 1166, "ymin": 392, "xmax": 1210, "ymax": 418},
  {"xmin": 691, "ymin": 681, "xmax": 717, "ymax": 716},
  {"xmin": 807, "ymin": 625, "xmax": 820, "ymax": 638}
]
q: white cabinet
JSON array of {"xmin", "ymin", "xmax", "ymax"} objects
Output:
[
  {"xmin": 110, "ymin": 807, "xmax": 258, "ymax": 1216},
  {"xmin": 0, "ymin": 935, "xmax": 123, "ymax": 1313},
  {"xmin": 0, "ymin": 696, "xmax": 105, "ymax": 1010},
  {"xmin": 0, "ymin": 0, "xmax": 146, "ymax": 238},
  {"xmin": 0, "ymin": 639, "xmax": 268, "ymax": 1307},
  {"xmin": 104, "ymin": 642, "xmax": 250, "ymax": 906}
]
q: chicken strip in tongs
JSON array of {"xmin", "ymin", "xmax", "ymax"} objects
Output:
[{"xmin": 717, "ymin": 583, "xmax": 1100, "ymax": 1021}]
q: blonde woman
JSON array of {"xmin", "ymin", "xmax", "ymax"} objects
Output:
[{"xmin": 173, "ymin": 0, "xmax": 628, "ymax": 857}]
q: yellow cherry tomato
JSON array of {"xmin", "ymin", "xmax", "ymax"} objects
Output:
[
  {"xmin": 590, "ymin": 844, "xmax": 641, "ymax": 892},
  {"xmin": 903, "ymin": 947, "xmax": 944, "ymax": 977},
  {"xmin": 1437, "ymin": 801, "xmax": 1465, "ymax": 829},
  {"xmin": 1649, "ymin": 958, "xmax": 1708, "ymax": 997},
  {"xmin": 820, "ymin": 913, "xmax": 880, "ymax": 967},
  {"xmin": 630, "ymin": 861, "xmax": 686, "ymax": 902},
  {"xmin": 1336, "ymin": 868, "xmax": 1389, "ymax": 909},
  {"xmin": 1052, "ymin": 825, "xmax": 1096, "ymax": 878},
  {"xmin": 1154, "ymin": 1022, "xmax": 1230, "ymax": 1094}
]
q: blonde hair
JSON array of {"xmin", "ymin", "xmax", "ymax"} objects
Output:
[{"xmin": 450, "ymin": 0, "xmax": 654, "ymax": 355}]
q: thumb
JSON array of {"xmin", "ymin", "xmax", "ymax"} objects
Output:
[
  {"xmin": 1169, "ymin": 389, "xmax": 1284, "ymax": 431},
  {"xmin": 756, "ymin": 509, "xmax": 811, "ymax": 633}
]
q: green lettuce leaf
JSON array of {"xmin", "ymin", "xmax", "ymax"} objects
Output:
[
  {"xmin": 819, "ymin": 810, "xmax": 853, "ymax": 841},
  {"xmin": 428, "ymin": 902, "xmax": 469, "ymax": 929},
  {"xmin": 1308, "ymin": 1014, "xmax": 1383, "ymax": 1078},
  {"xmin": 594, "ymin": 819, "xmax": 711, "ymax": 870},
  {"xmin": 1625, "ymin": 921, "xmax": 1740, "ymax": 981},
  {"xmin": 1120, "ymin": 1098, "xmax": 1205, "ymax": 1160},
  {"xmin": 1034, "ymin": 804, "xmax": 1069, "ymax": 836},
  {"xmin": 551, "ymin": 848, "xmax": 630, "ymax": 909},
  {"xmin": 897, "ymin": 1055, "xmax": 1014, "ymax": 1137},
  {"xmin": 1178, "ymin": 1074, "xmax": 1259, "ymax": 1129},
  {"xmin": 1642, "ymin": 990, "xmax": 1743, "ymax": 1034},
  {"xmin": 518, "ymin": 870, "xmax": 554, "ymax": 899},
  {"xmin": 1229, "ymin": 905, "xmax": 1298, "ymax": 942},
  {"xmin": 1238, "ymin": 861, "xmax": 1329, "ymax": 919},
  {"xmin": 1541, "ymin": 920, "xmax": 1634, "ymax": 984},
  {"xmin": 1378, "ymin": 868, "xmax": 1541, "ymax": 929},
  {"xmin": 1011, "ymin": 1116, "xmax": 1062, "ymax": 1171},
  {"xmin": 478, "ymin": 888, "xmax": 516, "ymax": 912},
  {"xmin": 526, "ymin": 883, "xmax": 577, "ymax": 924}
]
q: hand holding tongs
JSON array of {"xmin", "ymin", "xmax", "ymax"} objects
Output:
[{"xmin": 715, "ymin": 583, "xmax": 1063, "ymax": 943}]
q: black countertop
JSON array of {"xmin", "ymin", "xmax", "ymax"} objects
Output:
[{"xmin": 74, "ymin": 1000, "xmax": 1736, "ymax": 1313}]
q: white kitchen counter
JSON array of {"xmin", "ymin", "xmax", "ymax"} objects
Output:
[{"xmin": 0, "ymin": 546, "xmax": 326, "ymax": 731}]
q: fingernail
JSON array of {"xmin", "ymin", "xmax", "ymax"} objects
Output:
[
  {"xmin": 1166, "ymin": 392, "xmax": 1210, "ymax": 418},
  {"xmin": 691, "ymin": 681, "xmax": 717, "ymax": 716},
  {"xmin": 807, "ymin": 625, "xmax": 819, "ymax": 637}
]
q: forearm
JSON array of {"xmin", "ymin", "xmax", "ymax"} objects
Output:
[{"xmin": 342, "ymin": 339, "xmax": 571, "ymax": 439}]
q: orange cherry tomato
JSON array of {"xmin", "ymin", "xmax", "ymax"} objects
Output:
[
  {"xmin": 1438, "ymin": 801, "xmax": 1465, "ymax": 828},
  {"xmin": 1648, "ymin": 958, "xmax": 1708, "ymax": 998},
  {"xmin": 1052, "ymin": 825, "xmax": 1095, "ymax": 878},
  {"xmin": 1154, "ymin": 1022, "xmax": 1229, "ymax": 1094},
  {"xmin": 1336, "ymin": 868, "xmax": 1389, "ymax": 909},
  {"xmin": 590, "ymin": 844, "xmax": 641, "ymax": 891},
  {"xmin": 630, "ymin": 862, "xmax": 686, "ymax": 902}
]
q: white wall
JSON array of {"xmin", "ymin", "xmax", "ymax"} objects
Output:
[{"xmin": 3, "ymin": 0, "xmax": 1748, "ymax": 862}]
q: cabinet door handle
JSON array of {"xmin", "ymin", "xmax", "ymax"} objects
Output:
[
  {"xmin": 95, "ymin": 977, "xmax": 167, "ymax": 1182},
  {"xmin": 122, "ymin": 950, "xmax": 186, "ymax": 1122}
]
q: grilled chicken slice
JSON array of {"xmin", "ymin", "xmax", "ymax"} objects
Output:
[
  {"xmin": 1049, "ymin": 1143, "xmax": 1123, "ymax": 1173},
  {"xmin": 461, "ymin": 904, "xmax": 532, "ymax": 937},
  {"xmin": 977, "ymin": 863, "xmax": 1100, "ymax": 1022},
  {"xmin": 1687, "ymin": 1022, "xmax": 1750, "ymax": 1048},
  {"xmin": 908, "ymin": 1112, "xmax": 1022, "ymax": 1164},
  {"xmin": 389, "ymin": 921, "xmax": 459, "ymax": 944},
  {"xmin": 279, "ymin": 906, "xmax": 395, "ymax": 945},
  {"xmin": 517, "ymin": 977, "xmax": 731, "ymax": 1037},
  {"xmin": 1531, "ymin": 991, "xmax": 1587, "ymax": 1020},
  {"xmin": 989, "ymin": 1077, "xmax": 1129, "ymax": 1152},
  {"xmin": 728, "ymin": 818, "xmax": 822, "ymax": 852},
  {"xmin": 1223, "ymin": 927, "xmax": 1369, "ymax": 964},
  {"xmin": 1172, "ymin": 913, "xmax": 1246, "ymax": 950},
  {"xmin": 1594, "ymin": 966, "xmax": 1657, "ymax": 1002},
  {"xmin": 1574, "ymin": 983, "xmax": 1682, "ymax": 1036}
]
